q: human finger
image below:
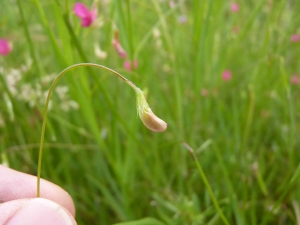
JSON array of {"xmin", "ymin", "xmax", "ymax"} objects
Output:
[
  {"xmin": 0, "ymin": 198, "xmax": 76, "ymax": 225},
  {"xmin": 0, "ymin": 165, "xmax": 75, "ymax": 216}
]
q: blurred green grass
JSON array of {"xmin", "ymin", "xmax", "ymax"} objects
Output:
[{"xmin": 1, "ymin": 0, "xmax": 300, "ymax": 224}]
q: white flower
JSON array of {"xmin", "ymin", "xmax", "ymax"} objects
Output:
[
  {"xmin": 60, "ymin": 100, "xmax": 79, "ymax": 112},
  {"xmin": 152, "ymin": 28, "xmax": 161, "ymax": 39},
  {"xmin": 55, "ymin": 86, "xmax": 69, "ymax": 100},
  {"xmin": 17, "ymin": 83, "xmax": 42, "ymax": 108},
  {"xmin": 42, "ymin": 73, "xmax": 56, "ymax": 86},
  {"xmin": 6, "ymin": 68, "xmax": 22, "ymax": 95},
  {"xmin": 95, "ymin": 43, "xmax": 107, "ymax": 59}
]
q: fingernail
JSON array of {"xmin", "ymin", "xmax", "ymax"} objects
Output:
[{"xmin": 6, "ymin": 198, "xmax": 76, "ymax": 225}]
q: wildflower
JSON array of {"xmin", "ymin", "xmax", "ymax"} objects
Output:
[
  {"xmin": 177, "ymin": 15, "xmax": 187, "ymax": 24},
  {"xmin": 201, "ymin": 89, "xmax": 209, "ymax": 97},
  {"xmin": 0, "ymin": 39, "xmax": 11, "ymax": 56},
  {"xmin": 260, "ymin": 110, "xmax": 269, "ymax": 118},
  {"xmin": 230, "ymin": 3, "xmax": 239, "ymax": 12},
  {"xmin": 18, "ymin": 83, "xmax": 42, "ymax": 108},
  {"xmin": 74, "ymin": 2, "xmax": 98, "ymax": 27},
  {"xmin": 41, "ymin": 73, "xmax": 56, "ymax": 86},
  {"xmin": 169, "ymin": 1, "xmax": 175, "ymax": 8},
  {"xmin": 6, "ymin": 68, "xmax": 22, "ymax": 95},
  {"xmin": 113, "ymin": 39, "xmax": 127, "ymax": 58},
  {"xmin": 152, "ymin": 28, "xmax": 162, "ymax": 48},
  {"xmin": 135, "ymin": 88, "xmax": 167, "ymax": 132},
  {"xmin": 55, "ymin": 86, "xmax": 69, "ymax": 100},
  {"xmin": 291, "ymin": 74, "xmax": 299, "ymax": 85},
  {"xmin": 152, "ymin": 28, "xmax": 161, "ymax": 39},
  {"xmin": 291, "ymin": 34, "xmax": 300, "ymax": 42},
  {"xmin": 233, "ymin": 26, "xmax": 239, "ymax": 34},
  {"xmin": 94, "ymin": 43, "xmax": 107, "ymax": 59},
  {"xmin": 61, "ymin": 100, "xmax": 79, "ymax": 112},
  {"xmin": 222, "ymin": 70, "xmax": 232, "ymax": 81},
  {"xmin": 112, "ymin": 30, "xmax": 127, "ymax": 58},
  {"xmin": 124, "ymin": 60, "xmax": 138, "ymax": 71}
]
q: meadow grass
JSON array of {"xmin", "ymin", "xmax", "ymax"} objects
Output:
[{"xmin": 1, "ymin": 0, "xmax": 300, "ymax": 224}]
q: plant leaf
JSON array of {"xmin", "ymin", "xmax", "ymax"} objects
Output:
[{"xmin": 113, "ymin": 217, "xmax": 165, "ymax": 225}]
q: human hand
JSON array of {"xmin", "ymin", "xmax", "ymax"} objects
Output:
[{"xmin": 0, "ymin": 165, "xmax": 76, "ymax": 225}]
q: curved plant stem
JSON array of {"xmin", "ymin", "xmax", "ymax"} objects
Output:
[
  {"xmin": 183, "ymin": 142, "xmax": 230, "ymax": 225},
  {"xmin": 37, "ymin": 63, "xmax": 139, "ymax": 197}
]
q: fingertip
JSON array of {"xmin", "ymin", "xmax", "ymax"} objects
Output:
[
  {"xmin": 0, "ymin": 199, "xmax": 31, "ymax": 224},
  {"xmin": 0, "ymin": 165, "xmax": 76, "ymax": 216},
  {"xmin": 0, "ymin": 198, "xmax": 77, "ymax": 225}
]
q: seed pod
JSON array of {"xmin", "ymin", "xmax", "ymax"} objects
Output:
[
  {"xmin": 140, "ymin": 108, "xmax": 167, "ymax": 132},
  {"xmin": 135, "ymin": 88, "xmax": 167, "ymax": 132}
]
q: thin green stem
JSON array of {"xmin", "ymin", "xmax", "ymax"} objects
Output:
[
  {"xmin": 37, "ymin": 63, "xmax": 138, "ymax": 197},
  {"xmin": 32, "ymin": 0, "xmax": 67, "ymax": 67},
  {"xmin": 125, "ymin": 0, "xmax": 134, "ymax": 62},
  {"xmin": 271, "ymin": 162, "xmax": 300, "ymax": 214},
  {"xmin": 183, "ymin": 143, "xmax": 230, "ymax": 225},
  {"xmin": 242, "ymin": 87, "xmax": 255, "ymax": 155},
  {"xmin": 16, "ymin": 0, "xmax": 43, "ymax": 77}
]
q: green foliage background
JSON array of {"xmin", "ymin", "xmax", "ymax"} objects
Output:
[{"xmin": 1, "ymin": 0, "xmax": 300, "ymax": 224}]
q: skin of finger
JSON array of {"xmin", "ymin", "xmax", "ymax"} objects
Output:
[
  {"xmin": 0, "ymin": 199, "xmax": 30, "ymax": 224},
  {"xmin": 0, "ymin": 198, "xmax": 76, "ymax": 225},
  {"xmin": 0, "ymin": 165, "xmax": 75, "ymax": 216}
]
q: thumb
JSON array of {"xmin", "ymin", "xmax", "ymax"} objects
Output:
[{"xmin": 0, "ymin": 198, "xmax": 77, "ymax": 225}]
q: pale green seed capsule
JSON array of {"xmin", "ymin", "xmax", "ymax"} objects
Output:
[{"xmin": 135, "ymin": 88, "xmax": 167, "ymax": 132}]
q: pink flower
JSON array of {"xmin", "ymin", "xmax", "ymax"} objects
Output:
[
  {"xmin": 233, "ymin": 26, "xmax": 239, "ymax": 34},
  {"xmin": 169, "ymin": 1, "xmax": 175, "ymax": 9},
  {"xmin": 124, "ymin": 60, "xmax": 138, "ymax": 71},
  {"xmin": 291, "ymin": 74, "xmax": 299, "ymax": 85},
  {"xmin": 113, "ymin": 39, "xmax": 127, "ymax": 58},
  {"xmin": 0, "ymin": 39, "xmax": 11, "ymax": 56},
  {"xmin": 177, "ymin": 15, "xmax": 187, "ymax": 24},
  {"xmin": 260, "ymin": 110, "xmax": 269, "ymax": 118},
  {"xmin": 74, "ymin": 2, "xmax": 97, "ymax": 27},
  {"xmin": 222, "ymin": 70, "xmax": 232, "ymax": 81},
  {"xmin": 201, "ymin": 89, "xmax": 209, "ymax": 97},
  {"xmin": 112, "ymin": 29, "xmax": 127, "ymax": 58},
  {"xmin": 291, "ymin": 34, "xmax": 300, "ymax": 42},
  {"xmin": 230, "ymin": 3, "xmax": 239, "ymax": 12}
]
